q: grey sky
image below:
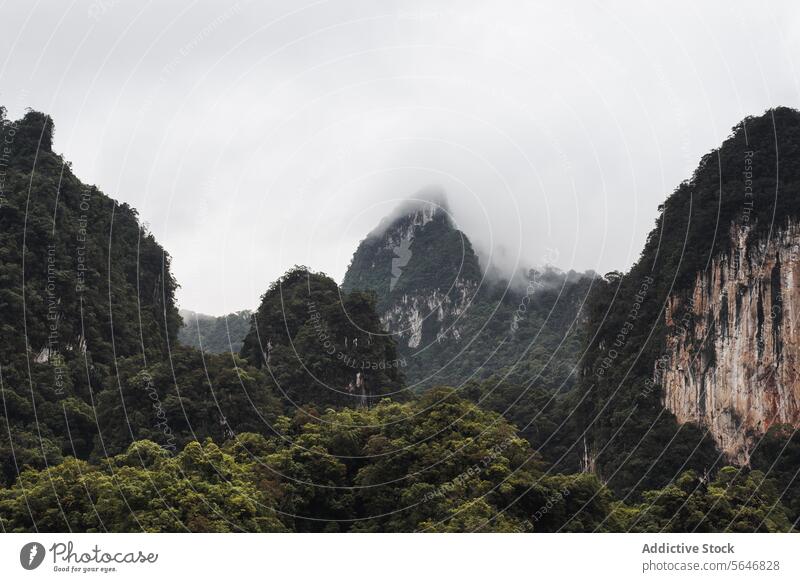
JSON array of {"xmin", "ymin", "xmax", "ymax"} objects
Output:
[{"xmin": 2, "ymin": 0, "xmax": 799, "ymax": 314}]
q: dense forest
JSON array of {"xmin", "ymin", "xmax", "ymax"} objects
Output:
[
  {"xmin": 1, "ymin": 106, "xmax": 799, "ymax": 532},
  {"xmin": 2, "ymin": 392, "xmax": 791, "ymax": 532}
]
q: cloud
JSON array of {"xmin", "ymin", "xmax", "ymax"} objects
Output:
[{"xmin": 2, "ymin": 0, "xmax": 799, "ymax": 312}]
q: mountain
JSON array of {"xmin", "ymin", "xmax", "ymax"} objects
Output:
[
  {"xmin": 0, "ymin": 108, "xmax": 287, "ymax": 472},
  {"xmin": 0, "ymin": 107, "xmax": 182, "ymax": 479},
  {"xmin": 578, "ymin": 107, "xmax": 800, "ymax": 498},
  {"xmin": 240, "ymin": 267, "xmax": 405, "ymax": 408},
  {"xmin": 180, "ymin": 191, "xmax": 592, "ymax": 404},
  {"xmin": 178, "ymin": 309, "xmax": 252, "ymax": 353},
  {"xmin": 2, "ymin": 106, "xmax": 798, "ymax": 532},
  {"xmin": 342, "ymin": 189, "xmax": 593, "ymax": 393},
  {"xmin": 0, "ymin": 109, "xmax": 181, "ymax": 364},
  {"xmin": 343, "ymin": 191, "xmax": 481, "ymax": 350}
]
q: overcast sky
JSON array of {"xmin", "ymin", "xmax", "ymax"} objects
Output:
[{"xmin": 2, "ymin": 0, "xmax": 799, "ymax": 314}]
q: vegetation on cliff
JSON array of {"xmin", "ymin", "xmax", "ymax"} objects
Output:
[{"xmin": 577, "ymin": 107, "xmax": 800, "ymax": 504}]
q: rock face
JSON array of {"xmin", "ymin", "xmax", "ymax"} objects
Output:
[
  {"xmin": 380, "ymin": 280, "xmax": 476, "ymax": 349},
  {"xmin": 661, "ymin": 222, "xmax": 800, "ymax": 463}
]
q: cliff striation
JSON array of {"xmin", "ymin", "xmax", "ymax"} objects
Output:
[{"xmin": 661, "ymin": 222, "xmax": 800, "ymax": 463}]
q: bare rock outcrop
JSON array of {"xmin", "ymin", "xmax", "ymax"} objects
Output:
[{"xmin": 660, "ymin": 222, "xmax": 800, "ymax": 464}]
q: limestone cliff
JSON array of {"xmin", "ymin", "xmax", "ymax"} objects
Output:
[
  {"xmin": 661, "ymin": 222, "xmax": 800, "ymax": 463},
  {"xmin": 380, "ymin": 278, "xmax": 476, "ymax": 349}
]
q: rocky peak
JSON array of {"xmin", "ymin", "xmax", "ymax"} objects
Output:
[{"xmin": 342, "ymin": 189, "xmax": 481, "ymax": 350}]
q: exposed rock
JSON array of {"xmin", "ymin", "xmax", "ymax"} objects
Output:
[
  {"xmin": 661, "ymin": 222, "xmax": 800, "ymax": 463},
  {"xmin": 380, "ymin": 279, "xmax": 477, "ymax": 349}
]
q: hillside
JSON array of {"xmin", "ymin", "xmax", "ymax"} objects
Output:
[
  {"xmin": 0, "ymin": 107, "xmax": 182, "ymax": 479},
  {"xmin": 240, "ymin": 267, "xmax": 405, "ymax": 408},
  {"xmin": 578, "ymin": 107, "xmax": 800, "ymax": 500}
]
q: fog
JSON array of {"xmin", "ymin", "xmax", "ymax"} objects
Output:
[{"xmin": 2, "ymin": 0, "xmax": 799, "ymax": 313}]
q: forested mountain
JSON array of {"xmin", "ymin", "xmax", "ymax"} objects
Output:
[
  {"xmin": 178, "ymin": 309, "xmax": 252, "ymax": 353},
  {"xmin": 576, "ymin": 107, "xmax": 800, "ymax": 505},
  {"xmin": 0, "ymin": 109, "xmax": 181, "ymax": 363},
  {"xmin": 1, "ymin": 106, "xmax": 799, "ymax": 533},
  {"xmin": 339, "ymin": 194, "xmax": 595, "ymax": 471},
  {"xmin": 0, "ymin": 107, "xmax": 181, "ymax": 482},
  {"xmin": 342, "ymin": 192, "xmax": 593, "ymax": 392},
  {"xmin": 183, "ymin": 195, "xmax": 593, "ymax": 398},
  {"xmin": 240, "ymin": 267, "xmax": 405, "ymax": 408}
]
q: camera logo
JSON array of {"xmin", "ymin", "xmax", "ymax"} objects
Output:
[{"xmin": 20, "ymin": 542, "xmax": 46, "ymax": 570}]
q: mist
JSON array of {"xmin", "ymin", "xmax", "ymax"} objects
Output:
[{"xmin": 2, "ymin": 0, "xmax": 799, "ymax": 313}]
